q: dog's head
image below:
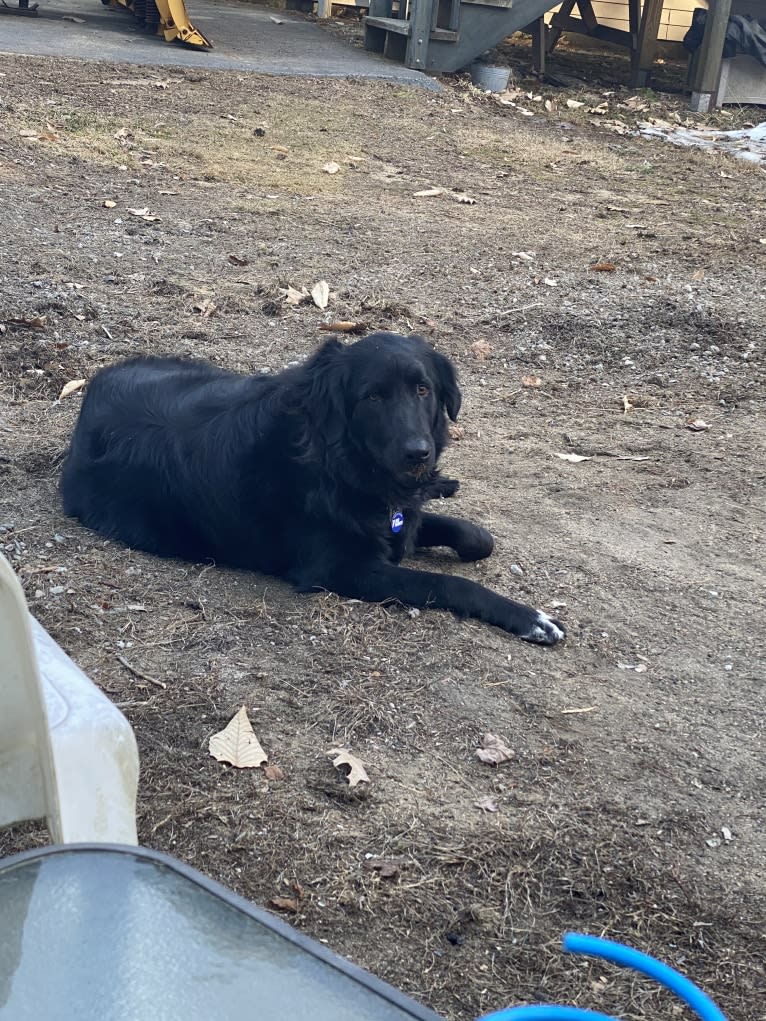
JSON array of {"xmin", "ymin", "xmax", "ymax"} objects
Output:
[{"xmin": 297, "ymin": 332, "xmax": 461, "ymax": 494}]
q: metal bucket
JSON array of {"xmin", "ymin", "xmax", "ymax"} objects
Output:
[{"xmin": 470, "ymin": 63, "xmax": 511, "ymax": 93}]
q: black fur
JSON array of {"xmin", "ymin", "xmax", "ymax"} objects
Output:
[{"xmin": 60, "ymin": 332, "xmax": 564, "ymax": 644}]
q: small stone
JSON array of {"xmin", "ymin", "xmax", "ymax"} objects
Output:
[{"xmin": 689, "ymin": 342, "xmax": 700, "ymax": 351}]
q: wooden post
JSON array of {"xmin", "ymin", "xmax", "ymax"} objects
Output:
[
  {"xmin": 405, "ymin": 0, "xmax": 433, "ymax": 70},
  {"xmin": 631, "ymin": 0, "xmax": 664, "ymax": 88},
  {"xmin": 316, "ymin": 0, "xmax": 333, "ymax": 17},
  {"xmin": 530, "ymin": 16, "xmax": 546, "ymax": 74},
  {"xmin": 689, "ymin": 0, "xmax": 733, "ymax": 112}
]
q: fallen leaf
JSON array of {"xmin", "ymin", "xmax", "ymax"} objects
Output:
[
  {"xmin": 475, "ymin": 733, "xmax": 514, "ymax": 766},
  {"xmin": 209, "ymin": 706, "xmax": 268, "ymax": 768},
  {"xmin": 318, "ymin": 321, "xmax": 367, "ymax": 334},
  {"xmin": 686, "ymin": 418, "xmax": 710, "ymax": 432},
  {"xmin": 470, "ymin": 339, "xmax": 492, "ymax": 360},
  {"xmin": 617, "ymin": 662, "xmax": 647, "ymax": 673},
  {"xmin": 590, "ymin": 262, "xmax": 617, "ymax": 272},
  {"xmin": 721, "ymin": 826, "xmax": 733, "ymax": 842},
  {"xmin": 269, "ymin": 896, "xmax": 300, "ymax": 913},
  {"xmin": 269, "ymin": 14, "xmax": 284, "ymax": 22},
  {"xmin": 413, "ymin": 187, "xmax": 445, "ymax": 198},
  {"xmin": 327, "ymin": 747, "xmax": 369, "ymax": 787},
  {"xmin": 622, "ymin": 395, "xmax": 634, "ymax": 413},
  {"xmin": 448, "ymin": 424, "xmax": 465, "ymax": 440},
  {"xmin": 281, "ymin": 285, "xmax": 308, "ymax": 306},
  {"xmin": 193, "ymin": 298, "xmax": 217, "ymax": 317},
  {"xmin": 566, "ymin": 99, "xmax": 585, "ymax": 109},
  {"xmin": 127, "ymin": 207, "xmax": 161, "ymax": 223},
  {"xmin": 103, "ymin": 199, "xmax": 117, "ymax": 209},
  {"xmin": 543, "ymin": 277, "xmax": 557, "ymax": 287},
  {"xmin": 311, "ymin": 280, "xmax": 330, "ymax": 310},
  {"xmin": 691, "ymin": 269, "xmax": 705, "ymax": 282},
  {"xmin": 454, "ymin": 193, "xmax": 476, "ymax": 205},
  {"xmin": 544, "ymin": 99, "xmax": 553, "ymax": 112},
  {"xmin": 228, "ymin": 253, "xmax": 249, "ymax": 266},
  {"xmin": 59, "ymin": 378, "xmax": 87, "ymax": 399},
  {"xmin": 561, "ymin": 706, "xmax": 598, "ymax": 714},
  {"xmin": 554, "ymin": 452, "xmax": 591, "ymax": 463},
  {"xmin": 475, "ymin": 795, "xmax": 499, "ymax": 812},
  {"xmin": 6, "ymin": 315, "xmax": 47, "ymax": 330},
  {"xmin": 322, "ymin": 161, "xmax": 341, "ymax": 175},
  {"xmin": 264, "ymin": 764, "xmax": 285, "ymax": 781},
  {"xmin": 62, "ymin": 14, "xmax": 85, "ymax": 22},
  {"xmin": 522, "ymin": 375, "xmax": 542, "ymax": 388},
  {"xmin": 364, "ymin": 858, "xmax": 400, "ymax": 878}
]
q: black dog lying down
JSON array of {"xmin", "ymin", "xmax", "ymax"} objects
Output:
[{"xmin": 60, "ymin": 333, "xmax": 564, "ymax": 645}]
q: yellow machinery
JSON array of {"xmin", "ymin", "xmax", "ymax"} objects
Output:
[
  {"xmin": 0, "ymin": 0, "xmax": 212, "ymax": 48},
  {"xmin": 106, "ymin": 0, "xmax": 212, "ymax": 47}
]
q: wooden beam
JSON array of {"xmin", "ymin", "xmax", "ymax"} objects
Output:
[
  {"xmin": 631, "ymin": 0, "xmax": 664, "ymax": 87},
  {"xmin": 405, "ymin": 0, "xmax": 433, "ymax": 69},
  {"xmin": 689, "ymin": 0, "xmax": 733, "ymax": 111},
  {"xmin": 530, "ymin": 15, "xmax": 546, "ymax": 74}
]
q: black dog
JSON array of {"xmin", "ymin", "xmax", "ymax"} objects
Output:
[{"xmin": 60, "ymin": 333, "xmax": 564, "ymax": 645}]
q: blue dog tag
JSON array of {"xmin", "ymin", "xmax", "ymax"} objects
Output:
[{"xmin": 391, "ymin": 511, "xmax": 404, "ymax": 534}]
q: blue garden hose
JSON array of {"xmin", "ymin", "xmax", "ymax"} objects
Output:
[{"xmin": 479, "ymin": 932, "xmax": 727, "ymax": 1021}]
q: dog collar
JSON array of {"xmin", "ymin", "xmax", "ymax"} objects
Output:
[{"xmin": 390, "ymin": 509, "xmax": 404, "ymax": 534}]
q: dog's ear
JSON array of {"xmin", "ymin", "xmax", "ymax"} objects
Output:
[
  {"xmin": 429, "ymin": 348, "xmax": 462, "ymax": 422},
  {"xmin": 297, "ymin": 338, "xmax": 349, "ymax": 460}
]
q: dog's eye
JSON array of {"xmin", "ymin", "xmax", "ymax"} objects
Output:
[
  {"xmin": 367, "ymin": 392, "xmax": 382, "ymax": 402},
  {"xmin": 416, "ymin": 384, "xmax": 430, "ymax": 397}
]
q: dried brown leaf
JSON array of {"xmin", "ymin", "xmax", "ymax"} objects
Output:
[
  {"xmin": 475, "ymin": 733, "xmax": 515, "ymax": 766},
  {"xmin": 59, "ymin": 378, "xmax": 87, "ymax": 400},
  {"xmin": 686, "ymin": 418, "xmax": 710, "ymax": 432},
  {"xmin": 311, "ymin": 280, "xmax": 330, "ymax": 310},
  {"xmin": 281, "ymin": 285, "xmax": 308, "ymax": 306},
  {"xmin": 590, "ymin": 262, "xmax": 617, "ymax": 272},
  {"xmin": 208, "ymin": 706, "xmax": 267, "ymax": 768},
  {"xmin": 318, "ymin": 321, "xmax": 367, "ymax": 334},
  {"xmin": 264, "ymin": 764, "xmax": 285, "ymax": 781},
  {"xmin": 470, "ymin": 339, "xmax": 492, "ymax": 360},
  {"xmin": 522, "ymin": 375, "xmax": 542, "ymax": 388},
  {"xmin": 327, "ymin": 747, "xmax": 369, "ymax": 787},
  {"xmin": 268, "ymin": 896, "xmax": 299, "ymax": 913}
]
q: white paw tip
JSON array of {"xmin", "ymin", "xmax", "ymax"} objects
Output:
[{"xmin": 525, "ymin": 611, "xmax": 566, "ymax": 645}]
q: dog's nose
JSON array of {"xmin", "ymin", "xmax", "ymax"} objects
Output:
[{"xmin": 404, "ymin": 439, "xmax": 431, "ymax": 464}]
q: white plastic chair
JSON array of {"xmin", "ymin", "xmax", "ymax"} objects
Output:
[{"xmin": 0, "ymin": 553, "xmax": 139, "ymax": 844}]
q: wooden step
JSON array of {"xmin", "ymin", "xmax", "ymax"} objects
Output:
[{"xmin": 364, "ymin": 14, "xmax": 458, "ymax": 40}]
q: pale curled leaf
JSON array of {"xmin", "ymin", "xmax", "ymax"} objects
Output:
[
  {"xmin": 327, "ymin": 747, "xmax": 369, "ymax": 787},
  {"xmin": 281, "ymin": 285, "xmax": 308, "ymax": 306},
  {"xmin": 470, "ymin": 339, "xmax": 492, "ymax": 360},
  {"xmin": 413, "ymin": 187, "xmax": 445, "ymax": 198},
  {"xmin": 311, "ymin": 280, "xmax": 330, "ymax": 310},
  {"xmin": 554, "ymin": 452, "xmax": 591, "ymax": 463},
  {"xmin": 59, "ymin": 378, "xmax": 87, "ymax": 399},
  {"xmin": 318, "ymin": 321, "xmax": 367, "ymax": 334},
  {"xmin": 209, "ymin": 706, "xmax": 267, "ymax": 768},
  {"xmin": 475, "ymin": 733, "xmax": 515, "ymax": 766},
  {"xmin": 475, "ymin": 795, "xmax": 499, "ymax": 812},
  {"xmin": 322, "ymin": 161, "xmax": 341, "ymax": 175},
  {"xmin": 687, "ymin": 418, "xmax": 710, "ymax": 432}
]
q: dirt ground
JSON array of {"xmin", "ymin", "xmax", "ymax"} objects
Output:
[{"xmin": 1, "ymin": 35, "xmax": 765, "ymax": 1021}]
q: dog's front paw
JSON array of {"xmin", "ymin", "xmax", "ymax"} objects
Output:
[{"xmin": 520, "ymin": 610, "xmax": 566, "ymax": 646}]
